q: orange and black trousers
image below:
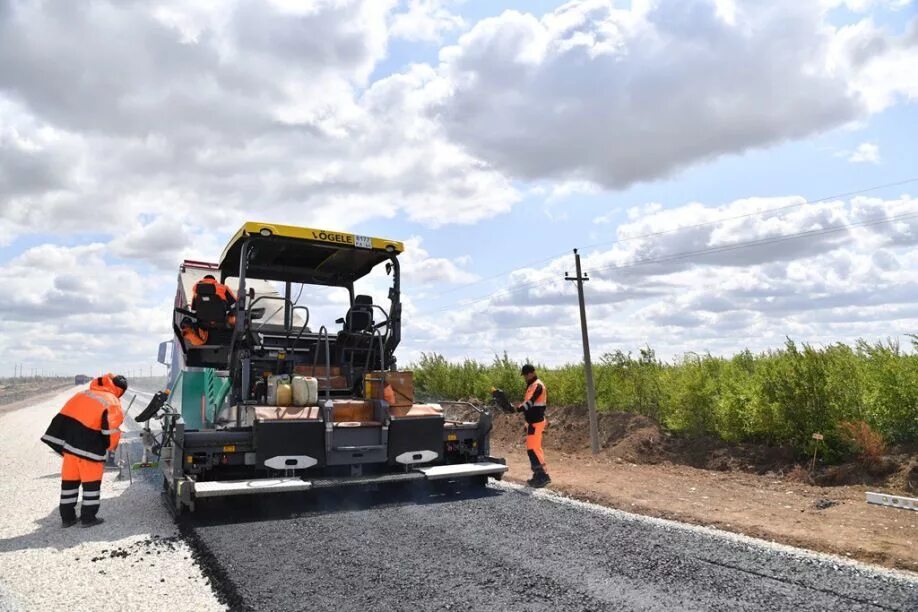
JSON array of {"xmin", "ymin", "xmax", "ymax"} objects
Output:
[
  {"xmin": 525, "ymin": 419, "xmax": 548, "ymax": 475},
  {"xmin": 60, "ymin": 452, "xmax": 104, "ymax": 523}
]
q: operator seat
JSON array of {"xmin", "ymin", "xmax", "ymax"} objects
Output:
[
  {"xmin": 192, "ymin": 282, "xmax": 231, "ymax": 330},
  {"xmin": 189, "ymin": 281, "xmax": 234, "ymax": 349},
  {"xmin": 345, "ymin": 295, "xmax": 374, "ymax": 332},
  {"xmin": 338, "ymin": 295, "xmax": 377, "ymax": 369}
]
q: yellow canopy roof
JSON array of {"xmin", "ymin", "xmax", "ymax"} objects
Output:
[{"xmin": 219, "ymin": 222, "xmax": 404, "ymax": 285}]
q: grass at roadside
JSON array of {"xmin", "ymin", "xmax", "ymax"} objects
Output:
[{"xmin": 412, "ymin": 337, "xmax": 918, "ymax": 461}]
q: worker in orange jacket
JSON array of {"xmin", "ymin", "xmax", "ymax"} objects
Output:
[
  {"xmin": 193, "ymin": 274, "xmax": 237, "ymax": 305},
  {"xmin": 193, "ymin": 274, "xmax": 237, "ymax": 327},
  {"xmin": 41, "ymin": 374, "xmax": 127, "ymax": 527},
  {"xmin": 518, "ymin": 364, "xmax": 550, "ymax": 488}
]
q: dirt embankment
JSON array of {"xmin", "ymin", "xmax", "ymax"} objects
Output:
[
  {"xmin": 491, "ymin": 405, "xmax": 917, "ymax": 492},
  {"xmin": 491, "ymin": 406, "xmax": 918, "ymax": 572}
]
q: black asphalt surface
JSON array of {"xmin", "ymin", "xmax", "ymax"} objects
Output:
[{"xmin": 183, "ymin": 483, "xmax": 918, "ymax": 612}]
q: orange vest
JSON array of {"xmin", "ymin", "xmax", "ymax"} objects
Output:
[
  {"xmin": 521, "ymin": 379, "xmax": 548, "ymax": 424},
  {"xmin": 42, "ymin": 375, "xmax": 125, "ymax": 462},
  {"xmin": 524, "ymin": 379, "xmax": 547, "ymax": 406},
  {"xmin": 193, "ymin": 277, "xmax": 236, "ymax": 302}
]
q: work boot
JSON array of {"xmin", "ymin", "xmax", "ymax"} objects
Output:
[
  {"xmin": 80, "ymin": 517, "xmax": 105, "ymax": 528},
  {"xmin": 527, "ymin": 472, "xmax": 551, "ymax": 488},
  {"xmin": 61, "ymin": 518, "xmax": 78, "ymax": 528}
]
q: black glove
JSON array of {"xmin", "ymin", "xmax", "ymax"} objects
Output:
[{"xmin": 490, "ymin": 388, "xmax": 515, "ymax": 414}]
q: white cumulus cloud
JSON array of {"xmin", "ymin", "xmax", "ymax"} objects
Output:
[
  {"xmin": 847, "ymin": 142, "xmax": 881, "ymax": 163},
  {"xmin": 429, "ymin": 1, "xmax": 862, "ymax": 188},
  {"xmin": 410, "ymin": 193, "xmax": 918, "ymax": 364},
  {"xmin": 389, "ymin": 0, "xmax": 465, "ymax": 42}
]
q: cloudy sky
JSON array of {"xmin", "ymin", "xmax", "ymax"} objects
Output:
[{"xmin": 1, "ymin": 0, "xmax": 917, "ymax": 376}]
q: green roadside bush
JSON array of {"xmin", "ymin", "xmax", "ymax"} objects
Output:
[{"xmin": 410, "ymin": 338, "xmax": 918, "ymax": 459}]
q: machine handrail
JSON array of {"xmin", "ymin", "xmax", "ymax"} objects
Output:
[
  {"xmin": 312, "ymin": 325, "xmax": 332, "ymax": 402},
  {"xmin": 247, "ymin": 295, "xmax": 294, "ymax": 331},
  {"xmin": 432, "ymin": 400, "xmax": 489, "ymax": 416},
  {"xmin": 363, "ymin": 327, "xmax": 388, "ymax": 374},
  {"xmin": 289, "ymin": 305, "xmax": 312, "ymax": 354},
  {"xmin": 370, "ymin": 304, "xmax": 391, "ymax": 332}
]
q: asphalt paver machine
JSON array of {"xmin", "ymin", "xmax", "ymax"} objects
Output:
[{"xmin": 141, "ymin": 222, "xmax": 506, "ymax": 514}]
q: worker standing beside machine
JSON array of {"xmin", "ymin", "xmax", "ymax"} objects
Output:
[
  {"xmin": 519, "ymin": 365, "xmax": 550, "ymax": 488},
  {"xmin": 41, "ymin": 374, "xmax": 127, "ymax": 527}
]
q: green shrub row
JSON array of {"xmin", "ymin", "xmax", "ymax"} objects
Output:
[{"xmin": 411, "ymin": 339, "xmax": 918, "ymax": 458}]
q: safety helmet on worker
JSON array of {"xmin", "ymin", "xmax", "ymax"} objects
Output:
[
  {"xmin": 94, "ymin": 373, "xmax": 128, "ymax": 398},
  {"xmin": 110, "ymin": 374, "xmax": 128, "ymax": 397},
  {"xmin": 520, "ymin": 364, "xmax": 536, "ymax": 376}
]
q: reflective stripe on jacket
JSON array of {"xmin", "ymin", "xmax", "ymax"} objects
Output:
[{"xmin": 41, "ymin": 375, "xmax": 125, "ymax": 462}]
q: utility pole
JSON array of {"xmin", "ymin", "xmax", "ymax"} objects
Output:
[{"xmin": 565, "ymin": 248, "xmax": 600, "ymax": 454}]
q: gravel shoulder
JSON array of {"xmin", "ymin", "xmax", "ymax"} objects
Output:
[
  {"xmin": 0, "ymin": 388, "xmax": 223, "ymax": 612},
  {"xmin": 494, "ymin": 444, "xmax": 918, "ymax": 572},
  {"xmin": 0, "ymin": 383, "xmax": 77, "ymax": 415}
]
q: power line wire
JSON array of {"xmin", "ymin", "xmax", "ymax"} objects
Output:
[
  {"xmin": 419, "ymin": 209, "xmax": 918, "ymax": 315},
  {"xmin": 433, "ymin": 176, "xmax": 918, "ymax": 298},
  {"xmin": 580, "ymin": 176, "xmax": 918, "ymax": 253},
  {"xmin": 589, "ymin": 211, "xmax": 918, "ymax": 276},
  {"xmin": 435, "ymin": 250, "xmax": 571, "ymax": 297}
]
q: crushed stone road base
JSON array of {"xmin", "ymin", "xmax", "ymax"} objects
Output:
[
  {"xmin": 5, "ymin": 388, "xmax": 915, "ymax": 611},
  {"xmin": 186, "ymin": 481, "xmax": 918, "ymax": 612},
  {"xmin": 0, "ymin": 389, "xmax": 222, "ymax": 612}
]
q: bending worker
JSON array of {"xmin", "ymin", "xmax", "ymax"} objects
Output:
[
  {"xmin": 519, "ymin": 364, "xmax": 551, "ymax": 488},
  {"xmin": 41, "ymin": 374, "xmax": 127, "ymax": 527}
]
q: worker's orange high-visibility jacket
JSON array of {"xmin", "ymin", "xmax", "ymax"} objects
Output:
[
  {"xmin": 182, "ymin": 324, "xmax": 209, "ymax": 346},
  {"xmin": 193, "ymin": 277, "xmax": 237, "ymax": 304},
  {"xmin": 41, "ymin": 375, "xmax": 125, "ymax": 462},
  {"xmin": 520, "ymin": 379, "xmax": 547, "ymax": 424}
]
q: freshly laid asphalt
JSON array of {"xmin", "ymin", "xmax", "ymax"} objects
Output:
[{"xmin": 184, "ymin": 482, "xmax": 918, "ymax": 612}]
